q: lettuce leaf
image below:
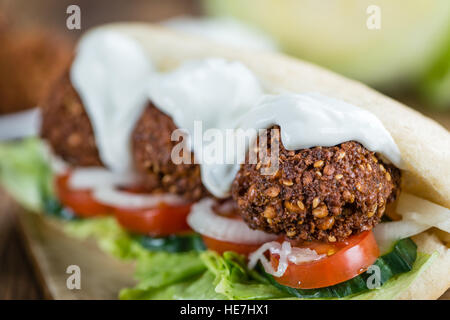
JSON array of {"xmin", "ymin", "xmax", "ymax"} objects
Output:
[
  {"xmin": 200, "ymin": 251, "xmax": 288, "ymax": 300},
  {"xmin": 0, "ymin": 138, "xmax": 52, "ymax": 211},
  {"xmin": 133, "ymin": 251, "xmax": 206, "ymax": 288},
  {"xmin": 173, "ymin": 272, "xmax": 226, "ymax": 300},
  {"xmin": 64, "ymin": 217, "xmax": 148, "ymax": 260},
  {"xmin": 120, "ymin": 257, "xmax": 215, "ymax": 300},
  {"xmin": 121, "ymin": 249, "xmax": 435, "ymax": 300},
  {"xmin": 118, "ymin": 247, "xmax": 210, "ymax": 300},
  {"xmin": 120, "ymin": 279, "xmax": 196, "ymax": 300},
  {"xmin": 119, "ymin": 251, "xmax": 288, "ymax": 300},
  {"xmin": 63, "ymin": 216, "xmax": 210, "ymax": 300}
]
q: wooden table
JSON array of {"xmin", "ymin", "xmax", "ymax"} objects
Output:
[
  {"xmin": 1, "ymin": 0, "xmax": 450, "ymax": 300},
  {"xmin": 0, "ymin": 191, "xmax": 44, "ymax": 299},
  {"xmin": 0, "ymin": 189, "xmax": 136, "ymax": 300}
]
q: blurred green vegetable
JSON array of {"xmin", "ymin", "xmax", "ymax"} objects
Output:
[
  {"xmin": 0, "ymin": 138, "xmax": 52, "ymax": 211},
  {"xmin": 204, "ymin": 0, "xmax": 450, "ymax": 109},
  {"xmin": 421, "ymin": 32, "xmax": 450, "ymax": 110}
]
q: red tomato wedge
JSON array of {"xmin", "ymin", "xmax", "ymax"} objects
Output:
[
  {"xmin": 114, "ymin": 203, "xmax": 192, "ymax": 237},
  {"xmin": 202, "ymin": 235, "xmax": 262, "ymax": 256},
  {"xmin": 56, "ymin": 173, "xmax": 192, "ymax": 237},
  {"xmin": 271, "ymin": 231, "xmax": 379, "ymax": 289},
  {"xmin": 55, "ymin": 173, "xmax": 111, "ymax": 218}
]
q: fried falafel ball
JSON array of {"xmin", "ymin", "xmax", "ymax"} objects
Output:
[
  {"xmin": 0, "ymin": 29, "xmax": 72, "ymax": 115},
  {"xmin": 40, "ymin": 73, "xmax": 102, "ymax": 167},
  {"xmin": 41, "ymin": 75, "xmax": 207, "ymax": 200},
  {"xmin": 0, "ymin": 12, "xmax": 7, "ymax": 33},
  {"xmin": 132, "ymin": 104, "xmax": 209, "ymax": 201},
  {"xmin": 231, "ymin": 127, "xmax": 401, "ymax": 242}
]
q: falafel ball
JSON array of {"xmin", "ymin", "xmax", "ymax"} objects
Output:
[
  {"xmin": 0, "ymin": 29, "xmax": 72, "ymax": 115},
  {"xmin": 41, "ymin": 76, "xmax": 207, "ymax": 200},
  {"xmin": 40, "ymin": 73, "xmax": 103, "ymax": 167},
  {"xmin": 132, "ymin": 104, "xmax": 208, "ymax": 201},
  {"xmin": 231, "ymin": 127, "xmax": 401, "ymax": 242}
]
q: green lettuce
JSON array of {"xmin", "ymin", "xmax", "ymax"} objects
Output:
[
  {"xmin": 119, "ymin": 250, "xmax": 287, "ymax": 300},
  {"xmin": 0, "ymin": 138, "xmax": 52, "ymax": 211},
  {"xmin": 64, "ymin": 217, "xmax": 148, "ymax": 260},
  {"xmin": 200, "ymin": 251, "xmax": 288, "ymax": 300},
  {"xmin": 63, "ymin": 216, "xmax": 213, "ymax": 300},
  {"xmin": 121, "ymin": 249, "xmax": 435, "ymax": 300},
  {"xmin": 0, "ymin": 138, "xmax": 441, "ymax": 300},
  {"xmin": 120, "ymin": 251, "xmax": 210, "ymax": 300}
]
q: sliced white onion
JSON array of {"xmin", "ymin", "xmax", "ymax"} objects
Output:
[
  {"xmin": 92, "ymin": 187, "xmax": 186, "ymax": 209},
  {"xmin": 49, "ymin": 154, "xmax": 69, "ymax": 175},
  {"xmin": 396, "ymin": 193, "xmax": 450, "ymax": 233},
  {"xmin": 288, "ymin": 247, "xmax": 327, "ymax": 264},
  {"xmin": 374, "ymin": 193, "xmax": 450, "ymax": 253},
  {"xmin": 41, "ymin": 142, "xmax": 69, "ymax": 175},
  {"xmin": 68, "ymin": 167, "xmax": 139, "ymax": 190},
  {"xmin": 373, "ymin": 220, "xmax": 429, "ymax": 254},
  {"xmin": 187, "ymin": 198, "xmax": 278, "ymax": 245},
  {"xmin": 248, "ymin": 241, "xmax": 324, "ymax": 277},
  {"xmin": 0, "ymin": 107, "xmax": 41, "ymax": 141},
  {"xmin": 248, "ymin": 241, "xmax": 288, "ymax": 277},
  {"xmin": 213, "ymin": 199, "xmax": 237, "ymax": 216}
]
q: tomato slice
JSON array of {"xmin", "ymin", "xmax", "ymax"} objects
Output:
[
  {"xmin": 271, "ymin": 231, "xmax": 379, "ymax": 289},
  {"xmin": 56, "ymin": 173, "xmax": 192, "ymax": 236},
  {"xmin": 202, "ymin": 235, "xmax": 262, "ymax": 256},
  {"xmin": 55, "ymin": 173, "xmax": 111, "ymax": 218},
  {"xmin": 200, "ymin": 213, "xmax": 268, "ymax": 256},
  {"xmin": 114, "ymin": 202, "xmax": 192, "ymax": 237}
]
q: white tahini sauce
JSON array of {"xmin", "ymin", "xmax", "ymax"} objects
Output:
[
  {"xmin": 70, "ymin": 29, "xmax": 154, "ymax": 173},
  {"xmin": 70, "ymin": 29, "xmax": 403, "ymax": 198},
  {"xmin": 248, "ymin": 241, "xmax": 325, "ymax": 277},
  {"xmin": 147, "ymin": 58, "xmax": 264, "ymax": 197},
  {"xmin": 238, "ymin": 93, "xmax": 403, "ymax": 166},
  {"xmin": 147, "ymin": 61, "xmax": 402, "ymax": 198},
  {"xmin": 0, "ymin": 108, "xmax": 41, "ymax": 141}
]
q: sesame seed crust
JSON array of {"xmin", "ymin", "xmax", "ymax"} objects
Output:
[
  {"xmin": 132, "ymin": 104, "xmax": 208, "ymax": 201},
  {"xmin": 40, "ymin": 73, "xmax": 103, "ymax": 167},
  {"xmin": 231, "ymin": 127, "xmax": 401, "ymax": 242}
]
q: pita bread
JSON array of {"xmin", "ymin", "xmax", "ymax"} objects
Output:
[{"xmin": 77, "ymin": 23, "xmax": 450, "ymax": 299}]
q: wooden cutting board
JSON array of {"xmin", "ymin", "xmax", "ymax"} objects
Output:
[{"xmin": 13, "ymin": 201, "xmax": 136, "ymax": 300}]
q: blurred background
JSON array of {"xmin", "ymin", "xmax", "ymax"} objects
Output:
[
  {"xmin": 1, "ymin": 0, "xmax": 450, "ymax": 126},
  {"xmin": 0, "ymin": 0, "xmax": 449, "ymax": 299}
]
